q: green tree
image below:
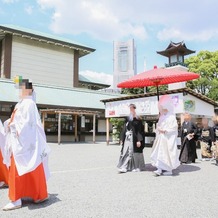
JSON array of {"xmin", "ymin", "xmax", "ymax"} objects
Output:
[
  {"xmin": 109, "ymin": 118, "xmax": 125, "ymax": 143},
  {"xmin": 121, "ymin": 86, "xmax": 167, "ymax": 95},
  {"xmin": 185, "ymin": 50, "xmax": 218, "ymax": 101},
  {"xmin": 121, "ymin": 87, "xmax": 144, "ymax": 95}
]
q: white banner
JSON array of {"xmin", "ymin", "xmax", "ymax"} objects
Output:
[
  {"xmin": 105, "ymin": 97, "xmax": 151, "ymax": 118},
  {"xmin": 105, "ymin": 94, "xmax": 183, "ymax": 118}
]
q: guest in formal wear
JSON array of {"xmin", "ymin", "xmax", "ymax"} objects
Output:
[
  {"xmin": 199, "ymin": 118, "xmax": 214, "ymax": 161},
  {"xmin": 212, "ymin": 115, "xmax": 218, "ymax": 165},
  {"xmin": 179, "ymin": 113, "xmax": 197, "ymax": 164},
  {"xmin": 117, "ymin": 104, "xmax": 145, "ymax": 173}
]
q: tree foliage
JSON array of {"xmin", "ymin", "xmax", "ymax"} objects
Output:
[
  {"xmin": 120, "ymin": 50, "xmax": 218, "ymax": 101},
  {"xmin": 185, "ymin": 50, "xmax": 218, "ymax": 101},
  {"xmin": 121, "ymin": 85, "xmax": 167, "ymax": 95},
  {"xmin": 109, "ymin": 118, "xmax": 125, "ymax": 142}
]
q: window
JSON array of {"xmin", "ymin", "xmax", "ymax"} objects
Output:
[
  {"xmin": 118, "ymin": 47, "xmax": 128, "ymax": 72},
  {"xmin": 178, "ymin": 55, "xmax": 183, "ymax": 62},
  {"xmin": 170, "ymin": 54, "xmax": 177, "ymax": 63}
]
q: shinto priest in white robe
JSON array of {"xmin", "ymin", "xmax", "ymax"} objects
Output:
[
  {"xmin": 151, "ymin": 95, "xmax": 180, "ymax": 171},
  {"xmin": 3, "ymin": 96, "xmax": 50, "ymax": 179}
]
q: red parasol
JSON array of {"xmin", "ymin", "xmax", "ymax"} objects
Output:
[{"xmin": 117, "ymin": 66, "xmax": 200, "ymax": 99}]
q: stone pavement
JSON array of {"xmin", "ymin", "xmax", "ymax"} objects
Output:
[{"xmin": 0, "ymin": 142, "xmax": 218, "ymax": 218}]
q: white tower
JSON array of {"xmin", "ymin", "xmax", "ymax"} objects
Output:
[{"xmin": 113, "ymin": 39, "xmax": 137, "ymax": 89}]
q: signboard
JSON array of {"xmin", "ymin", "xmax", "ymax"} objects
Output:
[
  {"xmin": 105, "ymin": 97, "xmax": 151, "ymax": 118},
  {"xmin": 105, "ymin": 94, "xmax": 183, "ymax": 118}
]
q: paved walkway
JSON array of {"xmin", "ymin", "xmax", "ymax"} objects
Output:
[{"xmin": 0, "ymin": 142, "xmax": 217, "ymax": 218}]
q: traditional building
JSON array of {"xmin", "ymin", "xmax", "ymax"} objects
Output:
[
  {"xmin": 78, "ymin": 74, "xmax": 110, "ymax": 90},
  {"xmin": 157, "ymin": 41, "xmax": 195, "ymax": 90},
  {"xmin": 0, "ymin": 24, "xmax": 120, "ymax": 143},
  {"xmin": 101, "ymin": 41, "xmax": 217, "ymax": 145},
  {"xmin": 101, "ymin": 88, "xmax": 218, "ymax": 145},
  {"xmin": 157, "ymin": 41, "xmax": 195, "ymax": 68}
]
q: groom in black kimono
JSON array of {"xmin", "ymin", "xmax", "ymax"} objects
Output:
[
  {"xmin": 179, "ymin": 113, "xmax": 198, "ymax": 163},
  {"xmin": 117, "ymin": 104, "xmax": 145, "ymax": 173}
]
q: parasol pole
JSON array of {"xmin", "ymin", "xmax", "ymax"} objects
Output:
[
  {"xmin": 152, "ymin": 79, "xmax": 161, "ymax": 101},
  {"xmin": 156, "ymin": 85, "xmax": 159, "ymax": 101}
]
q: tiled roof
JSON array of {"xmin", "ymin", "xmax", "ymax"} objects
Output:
[
  {"xmin": 0, "ymin": 24, "xmax": 95, "ymax": 57},
  {"xmin": 0, "ymin": 79, "xmax": 121, "ymax": 110},
  {"xmin": 101, "ymin": 88, "xmax": 218, "ymax": 106},
  {"xmin": 79, "ymin": 74, "xmax": 110, "ymax": 87}
]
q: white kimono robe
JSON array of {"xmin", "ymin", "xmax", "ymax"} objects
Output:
[
  {"xmin": 0, "ymin": 119, "xmax": 5, "ymax": 155},
  {"xmin": 3, "ymin": 97, "xmax": 50, "ymax": 179},
  {"xmin": 151, "ymin": 113, "xmax": 180, "ymax": 171}
]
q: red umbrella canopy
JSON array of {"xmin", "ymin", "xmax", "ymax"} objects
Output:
[{"xmin": 117, "ymin": 67, "xmax": 200, "ymax": 88}]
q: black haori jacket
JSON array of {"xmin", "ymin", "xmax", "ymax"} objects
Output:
[
  {"xmin": 180, "ymin": 121, "xmax": 198, "ymax": 143},
  {"xmin": 121, "ymin": 117, "xmax": 145, "ymax": 153}
]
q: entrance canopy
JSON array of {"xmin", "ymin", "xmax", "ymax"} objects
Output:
[
  {"xmin": 40, "ymin": 108, "xmax": 101, "ymax": 116},
  {"xmin": 40, "ymin": 109, "xmax": 101, "ymax": 144}
]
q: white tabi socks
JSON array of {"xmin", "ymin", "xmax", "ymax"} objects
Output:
[
  {"xmin": 153, "ymin": 168, "xmax": 162, "ymax": 176},
  {"xmin": 3, "ymin": 199, "xmax": 22, "ymax": 211}
]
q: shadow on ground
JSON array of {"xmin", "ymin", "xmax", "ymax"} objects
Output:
[
  {"xmin": 21, "ymin": 193, "xmax": 61, "ymax": 210},
  {"xmin": 144, "ymin": 163, "xmax": 201, "ymax": 176},
  {"xmin": 173, "ymin": 164, "xmax": 201, "ymax": 176},
  {"xmin": 144, "ymin": 163, "xmax": 156, "ymax": 172}
]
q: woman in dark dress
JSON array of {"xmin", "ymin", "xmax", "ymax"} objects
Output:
[
  {"xmin": 117, "ymin": 104, "xmax": 145, "ymax": 173},
  {"xmin": 179, "ymin": 113, "xmax": 197, "ymax": 163}
]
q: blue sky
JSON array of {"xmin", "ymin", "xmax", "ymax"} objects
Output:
[{"xmin": 1, "ymin": 0, "xmax": 218, "ymax": 84}]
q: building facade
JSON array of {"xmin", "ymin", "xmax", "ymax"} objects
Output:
[
  {"xmin": 113, "ymin": 39, "xmax": 137, "ymax": 89},
  {"xmin": 0, "ymin": 25, "xmax": 119, "ymax": 143},
  {"xmin": 0, "ymin": 24, "xmax": 95, "ymax": 87}
]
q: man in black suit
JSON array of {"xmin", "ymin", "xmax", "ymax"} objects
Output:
[{"xmin": 179, "ymin": 113, "xmax": 197, "ymax": 163}]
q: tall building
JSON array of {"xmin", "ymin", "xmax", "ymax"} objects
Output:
[{"xmin": 113, "ymin": 39, "xmax": 137, "ymax": 89}]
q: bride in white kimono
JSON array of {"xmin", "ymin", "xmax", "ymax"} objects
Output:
[{"xmin": 151, "ymin": 95, "xmax": 180, "ymax": 176}]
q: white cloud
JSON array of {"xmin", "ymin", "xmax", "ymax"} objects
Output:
[
  {"xmin": 80, "ymin": 70, "xmax": 113, "ymax": 86},
  {"xmin": 157, "ymin": 28, "xmax": 218, "ymax": 41},
  {"xmin": 25, "ymin": 5, "xmax": 33, "ymax": 15},
  {"xmin": 2, "ymin": 0, "xmax": 18, "ymax": 3},
  {"xmin": 158, "ymin": 27, "xmax": 218, "ymax": 42},
  {"xmin": 37, "ymin": 0, "xmax": 147, "ymax": 41},
  {"xmin": 37, "ymin": 0, "xmax": 218, "ymax": 42}
]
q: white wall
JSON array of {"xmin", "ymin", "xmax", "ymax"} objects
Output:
[
  {"xmin": 10, "ymin": 36, "xmax": 74, "ymax": 88},
  {"xmin": 98, "ymin": 119, "xmax": 106, "ymax": 132},
  {"xmin": 184, "ymin": 94, "xmax": 215, "ymax": 117},
  {"xmin": 98, "ymin": 119, "xmax": 112, "ymax": 132}
]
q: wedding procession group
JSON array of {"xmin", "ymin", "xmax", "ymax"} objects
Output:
[
  {"xmin": 117, "ymin": 95, "xmax": 218, "ymax": 176},
  {"xmin": 0, "ymin": 77, "xmax": 50, "ymax": 211}
]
